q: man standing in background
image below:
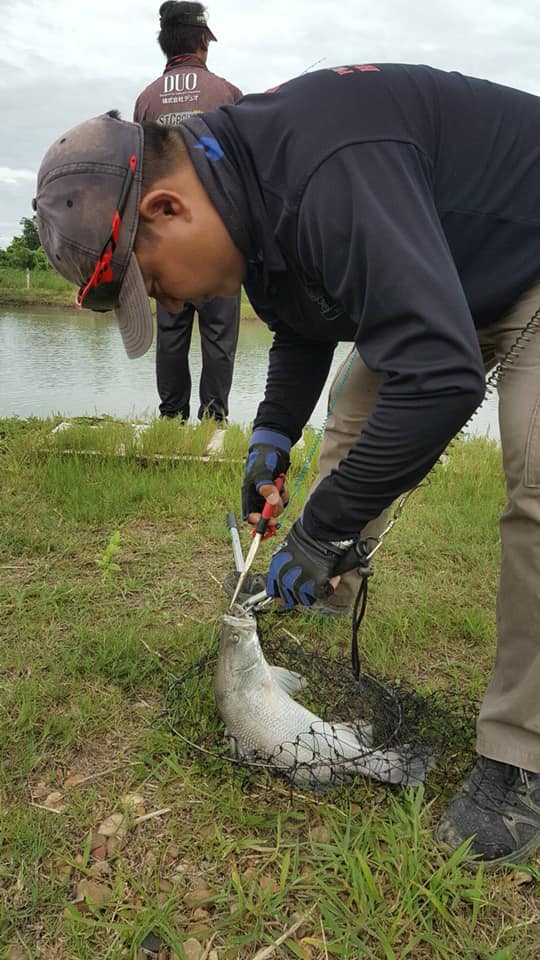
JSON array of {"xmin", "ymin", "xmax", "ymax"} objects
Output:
[{"xmin": 134, "ymin": 2, "xmax": 242, "ymax": 422}]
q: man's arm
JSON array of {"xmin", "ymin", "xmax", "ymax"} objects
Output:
[
  {"xmin": 239, "ymin": 284, "xmax": 337, "ymax": 524},
  {"xmin": 253, "ymin": 326, "xmax": 337, "ymax": 444},
  {"xmin": 297, "ymin": 141, "xmax": 486, "ymax": 540},
  {"xmin": 133, "ymin": 94, "xmax": 146, "ymax": 124},
  {"xmin": 243, "ymin": 272, "xmax": 338, "ymax": 444}
]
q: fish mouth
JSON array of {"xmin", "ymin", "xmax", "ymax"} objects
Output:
[{"xmin": 223, "ymin": 608, "xmax": 256, "ymax": 624}]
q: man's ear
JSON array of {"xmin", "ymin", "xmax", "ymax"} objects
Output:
[{"xmin": 138, "ymin": 189, "xmax": 192, "ymax": 226}]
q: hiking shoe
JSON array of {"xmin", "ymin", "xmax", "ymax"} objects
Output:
[{"xmin": 436, "ymin": 756, "xmax": 540, "ymax": 868}]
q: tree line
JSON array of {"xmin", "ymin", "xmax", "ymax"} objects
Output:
[{"xmin": 0, "ymin": 217, "xmax": 51, "ymax": 271}]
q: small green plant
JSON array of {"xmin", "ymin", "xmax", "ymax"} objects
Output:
[{"xmin": 95, "ymin": 529, "xmax": 122, "ymax": 577}]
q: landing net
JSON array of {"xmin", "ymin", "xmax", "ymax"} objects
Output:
[{"xmin": 165, "ymin": 618, "xmax": 477, "ymax": 795}]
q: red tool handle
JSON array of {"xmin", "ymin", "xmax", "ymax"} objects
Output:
[{"xmin": 253, "ymin": 474, "xmax": 286, "ymax": 540}]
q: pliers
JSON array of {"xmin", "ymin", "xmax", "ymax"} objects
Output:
[{"xmin": 228, "ymin": 474, "xmax": 286, "ymax": 610}]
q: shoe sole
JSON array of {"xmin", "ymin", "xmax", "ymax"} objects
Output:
[{"xmin": 435, "ymin": 827, "xmax": 540, "ymax": 872}]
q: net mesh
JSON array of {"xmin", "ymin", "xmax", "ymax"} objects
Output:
[{"xmin": 165, "ymin": 614, "xmax": 478, "ymax": 795}]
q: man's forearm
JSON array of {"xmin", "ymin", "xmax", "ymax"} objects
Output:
[
  {"xmin": 254, "ymin": 332, "xmax": 337, "ymax": 443},
  {"xmin": 303, "ymin": 383, "xmax": 484, "ymax": 541}
]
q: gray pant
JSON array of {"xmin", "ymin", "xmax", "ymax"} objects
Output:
[
  {"xmin": 312, "ymin": 280, "xmax": 540, "ymax": 772},
  {"xmin": 156, "ymin": 295, "xmax": 240, "ymax": 421}
]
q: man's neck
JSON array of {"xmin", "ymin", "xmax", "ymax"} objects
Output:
[{"xmin": 165, "ymin": 50, "xmax": 208, "ymax": 72}]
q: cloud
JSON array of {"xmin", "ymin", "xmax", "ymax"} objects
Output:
[
  {"xmin": 3, "ymin": 0, "xmax": 540, "ymax": 244},
  {"xmin": 0, "ymin": 167, "xmax": 37, "ymax": 185}
]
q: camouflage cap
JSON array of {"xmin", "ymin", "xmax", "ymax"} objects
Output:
[
  {"xmin": 33, "ymin": 112, "xmax": 154, "ymax": 360},
  {"xmin": 159, "ymin": 2, "xmax": 217, "ymax": 41},
  {"xmin": 184, "ymin": 11, "xmax": 217, "ymax": 41}
]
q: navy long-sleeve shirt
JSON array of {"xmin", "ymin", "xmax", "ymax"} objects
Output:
[{"xmin": 200, "ymin": 64, "xmax": 540, "ymax": 539}]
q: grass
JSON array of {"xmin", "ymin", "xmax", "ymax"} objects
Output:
[
  {"xmin": 0, "ymin": 417, "xmax": 539, "ymax": 959},
  {"xmin": 0, "ymin": 266, "xmax": 77, "ymax": 306},
  {"xmin": 0, "ymin": 269, "xmax": 258, "ymax": 317}
]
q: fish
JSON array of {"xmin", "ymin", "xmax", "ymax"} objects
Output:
[{"xmin": 214, "ymin": 610, "xmax": 432, "ymax": 791}]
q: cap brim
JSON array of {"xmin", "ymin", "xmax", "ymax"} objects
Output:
[
  {"xmin": 207, "ymin": 27, "xmax": 217, "ymax": 41},
  {"xmin": 114, "ymin": 253, "xmax": 154, "ymax": 359}
]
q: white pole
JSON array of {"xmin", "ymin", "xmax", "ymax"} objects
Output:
[{"xmin": 26, "ymin": 268, "xmax": 30, "ymax": 289}]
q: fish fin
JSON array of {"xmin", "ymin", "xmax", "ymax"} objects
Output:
[
  {"xmin": 270, "ymin": 665, "xmax": 306, "ymax": 696},
  {"xmin": 228, "ymin": 736, "xmax": 256, "ymax": 762}
]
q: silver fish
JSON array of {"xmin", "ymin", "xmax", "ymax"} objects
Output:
[{"xmin": 214, "ymin": 611, "xmax": 431, "ymax": 790}]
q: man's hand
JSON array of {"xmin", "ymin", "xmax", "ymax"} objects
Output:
[
  {"xmin": 267, "ymin": 518, "xmax": 364, "ymax": 608},
  {"xmin": 242, "ymin": 428, "xmax": 291, "ymax": 525}
]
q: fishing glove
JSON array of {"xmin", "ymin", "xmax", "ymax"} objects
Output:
[
  {"xmin": 267, "ymin": 517, "xmax": 370, "ymax": 608},
  {"xmin": 241, "ymin": 428, "xmax": 291, "ymax": 518}
]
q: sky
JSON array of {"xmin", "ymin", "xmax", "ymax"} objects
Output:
[{"xmin": 3, "ymin": 0, "xmax": 540, "ymax": 247}]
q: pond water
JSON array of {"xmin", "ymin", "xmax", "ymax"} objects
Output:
[{"xmin": 0, "ymin": 306, "xmax": 500, "ymax": 439}]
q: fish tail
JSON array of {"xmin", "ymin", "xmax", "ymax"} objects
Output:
[
  {"xmin": 391, "ymin": 744, "xmax": 436, "ymax": 786},
  {"xmin": 351, "ymin": 743, "xmax": 433, "ymax": 786}
]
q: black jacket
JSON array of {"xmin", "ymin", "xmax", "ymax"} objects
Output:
[{"xmin": 202, "ymin": 64, "xmax": 540, "ymax": 539}]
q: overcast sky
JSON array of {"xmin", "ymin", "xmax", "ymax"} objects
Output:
[{"xmin": 3, "ymin": 0, "xmax": 540, "ymax": 246}]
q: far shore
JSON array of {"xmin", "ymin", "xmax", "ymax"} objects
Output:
[{"xmin": 0, "ymin": 286, "xmax": 259, "ymax": 319}]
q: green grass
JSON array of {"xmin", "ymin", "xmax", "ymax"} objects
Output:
[
  {"xmin": 0, "ymin": 418, "xmax": 538, "ymax": 959},
  {"xmin": 0, "ymin": 266, "xmax": 77, "ymax": 306}
]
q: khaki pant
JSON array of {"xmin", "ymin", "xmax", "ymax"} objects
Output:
[{"xmin": 312, "ymin": 280, "xmax": 540, "ymax": 772}]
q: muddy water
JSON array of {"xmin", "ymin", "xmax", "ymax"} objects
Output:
[{"xmin": 0, "ymin": 305, "xmax": 500, "ymax": 439}]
